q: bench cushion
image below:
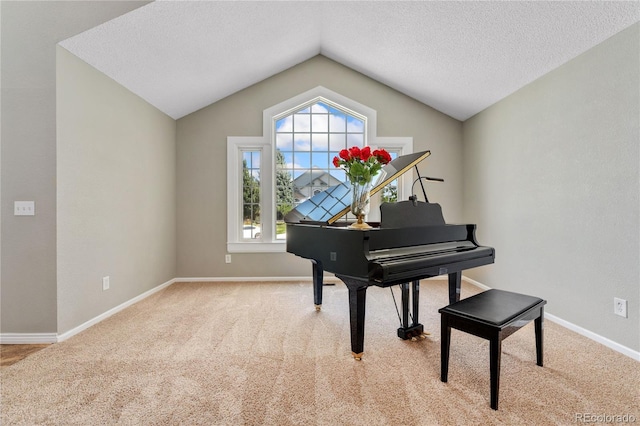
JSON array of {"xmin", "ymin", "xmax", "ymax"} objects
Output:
[{"xmin": 439, "ymin": 289, "xmax": 544, "ymax": 326}]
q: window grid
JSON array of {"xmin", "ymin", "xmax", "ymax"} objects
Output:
[{"xmin": 275, "ymin": 101, "xmax": 366, "ymax": 238}]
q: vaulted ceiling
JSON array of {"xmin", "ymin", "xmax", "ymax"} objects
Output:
[{"xmin": 59, "ymin": 1, "xmax": 639, "ymax": 121}]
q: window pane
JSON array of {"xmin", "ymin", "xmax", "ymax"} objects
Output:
[
  {"xmin": 276, "ymin": 116, "xmax": 293, "ymax": 132},
  {"xmin": 312, "ymin": 114, "xmax": 328, "ymax": 133},
  {"xmin": 294, "ymin": 114, "xmax": 310, "ymax": 132},
  {"xmin": 276, "ymin": 133, "xmax": 293, "ymax": 150},
  {"xmin": 311, "ymin": 133, "xmax": 328, "ymax": 150},
  {"xmin": 329, "ymin": 112, "xmax": 346, "ymax": 132},
  {"xmin": 294, "ymin": 152, "xmax": 311, "ymax": 168},
  {"xmin": 347, "ymin": 133, "xmax": 364, "ymax": 146},
  {"xmin": 294, "ymin": 134, "xmax": 311, "ymax": 151},
  {"xmin": 311, "ymin": 152, "xmax": 329, "ymax": 169},
  {"xmin": 347, "ymin": 116, "xmax": 364, "ymax": 132},
  {"xmin": 242, "ymin": 150, "xmax": 261, "ymax": 239},
  {"xmin": 329, "ymin": 133, "xmax": 346, "ymax": 150}
]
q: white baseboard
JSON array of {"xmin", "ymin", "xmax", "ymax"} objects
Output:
[
  {"xmin": 0, "ymin": 278, "xmax": 176, "ymax": 345},
  {"xmin": 461, "ymin": 275, "xmax": 491, "ymax": 290},
  {"xmin": 544, "ymin": 312, "xmax": 640, "ymax": 361},
  {"xmin": 56, "ymin": 277, "xmax": 176, "ymax": 343},
  {"xmin": 3, "ymin": 275, "xmax": 639, "ymax": 362},
  {"xmin": 0, "ymin": 333, "xmax": 58, "ymax": 344},
  {"xmin": 173, "ymin": 276, "xmax": 326, "ymax": 283},
  {"xmin": 461, "ymin": 276, "xmax": 640, "ymax": 362},
  {"xmin": 174, "ymin": 275, "xmax": 459, "ymax": 284}
]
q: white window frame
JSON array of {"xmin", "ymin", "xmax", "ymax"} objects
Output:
[{"xmin": 227, "ymin": 86, "xmax": 413, "ymax": 253}]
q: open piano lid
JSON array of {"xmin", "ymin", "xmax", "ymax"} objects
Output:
[{"xmin": 284, "ymin": 150, "xmax": 431, "ymax": 225}]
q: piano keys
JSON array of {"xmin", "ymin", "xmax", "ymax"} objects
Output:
[{"xmin": 285, "ymin": 150, "xmax": 495, "ymax": 359}]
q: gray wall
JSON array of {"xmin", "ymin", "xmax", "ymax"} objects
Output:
[
  {"xmin": 176, "ymin": 55, "xmax": 463, "ymax": 277},
  {"xmin": 1, "ymin": 1, "xmax": 149, "ymax": 334},
  {"xmin": 56, "ymin": 47, "xmax": 176, "ymax": 334},
  {"xmin": 462, "ymin": 24, "xmax": 639, "ymax": 351}
]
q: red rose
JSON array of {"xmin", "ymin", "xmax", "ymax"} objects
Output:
[
  {"xmin": 375, "ymin": 149, "xmax": 392, "ymax": 164},
  {"xmin": 332, "ymin": 156, "xmax": 340, "ymax": 167},
  {"xmin": 360, "ymin": 146, "xmax": 372, "ymax": 161},
  {"xmin": 339, "ymin": 149, "xmax": 350, "ymax": 161},
  {"xmin": 349, "ymin": 146, "xmax": 361, "ymax": 158}
]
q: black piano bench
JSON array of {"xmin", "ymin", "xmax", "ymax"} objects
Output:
[{"xmin": 439, "ymin": 289, "xmax": 546, "ymax": 410}]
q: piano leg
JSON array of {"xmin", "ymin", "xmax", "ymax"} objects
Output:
[
  {"xmin": 336, "ymin": 275, "xmax": 368, "ymax": 360},
  {"xmin": 401, "ymin": 282, "xmax": 410, "ymax": 329},
  {"xmin": 311, "ymin": 260, "xmax": 323, "ymax": 311},
  {"xmin": 397, "ymin": 280, "xmax": 425, "ymax": 340},
  {"xmin": 412, "ymin": 280, "xmax": 420, "ymax": 329},
  {"xmin": 448, "ymin": 272, "xmax": 462, "ymax": 304}
]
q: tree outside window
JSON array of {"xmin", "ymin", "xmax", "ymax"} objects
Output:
[{"xmin": 242, "ymin": 151, "xmax": 261, "ymax": 239}]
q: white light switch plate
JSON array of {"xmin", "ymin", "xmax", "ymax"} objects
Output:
[{"xmin": 14, "ymin": 201, "xmax": 35, "ymax": 216}]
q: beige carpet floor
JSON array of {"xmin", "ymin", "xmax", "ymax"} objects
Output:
[{"xmin": 1, "ymin": 280, "xmax": 638, "ymax": 425}]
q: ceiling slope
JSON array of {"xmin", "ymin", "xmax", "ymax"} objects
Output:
[{"xmin": 59, "ymin": 1, "xmax": 640, "ymax": 120}]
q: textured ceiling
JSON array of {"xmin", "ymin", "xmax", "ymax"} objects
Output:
[{"xmin": 59, "ymin": 1, "xmax": 640, "ymax": 121}]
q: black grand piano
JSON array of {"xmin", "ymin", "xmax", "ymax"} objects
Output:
[{"xmin": 285, "ymin": 150, "xmax": 495, "ymax": 359}]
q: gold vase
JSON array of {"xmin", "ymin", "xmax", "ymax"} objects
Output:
[{"xmin": 349, "ymin": 181, "xmax": 373, "ymax": 229}]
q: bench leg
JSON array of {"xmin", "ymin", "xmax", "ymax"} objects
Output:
[
  {"xmin": 535, "ymin": 307, "xmax": 544, "ymax": 367},
  {"xmin": 441, "ymin": 316, "xmax": 451, "ymax": 382},
  {"xmin": 490, "ymin": 336, "xmax": 502, "ymax": 410}
]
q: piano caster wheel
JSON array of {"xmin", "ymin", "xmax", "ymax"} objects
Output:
[
  {"xmin": 315, "ymin": 305, "xmax": 321, "ymax": 311},
  {"xmin": 352, "ymin": 352, "xmax": 363, "ymax": 361}
]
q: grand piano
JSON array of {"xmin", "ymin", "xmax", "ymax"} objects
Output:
[{"xmin": 285, "ymin": 150, "xmax": 495, "ymax": 359}]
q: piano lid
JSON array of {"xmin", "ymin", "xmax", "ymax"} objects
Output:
[{"xmin": 284, "ymin": 150, "xmax": 431, "ymax": 225}]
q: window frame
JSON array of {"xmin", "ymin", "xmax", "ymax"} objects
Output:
[{"xmin": 227, "ymin": 86, "xmax": 413, "ymax": 253}]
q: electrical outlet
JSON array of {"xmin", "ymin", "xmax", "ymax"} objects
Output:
[
  {"xmin": 225, "ymin": 254, "xmax": 231, "ymax": 264},
  {"xmin": 102, "ymin": 276, "xmax": 110, "ymax": 291},
  {"xmin": 614, "ymin": 297, "xmax": 627, "ymax": 318}
]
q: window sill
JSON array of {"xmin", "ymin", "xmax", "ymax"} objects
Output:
[{"xmin": 227, "ymin": 241, "xmax": 287, "ymax": 253}]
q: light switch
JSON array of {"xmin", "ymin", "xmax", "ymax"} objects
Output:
[{"xmin": 14, "ymin": 201, "xmax": 35, "ymax": 216}]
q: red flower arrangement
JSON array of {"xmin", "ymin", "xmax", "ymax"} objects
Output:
[{"xmin": 332, "ymin": 146, "xmax": 392, "ymax": 185}]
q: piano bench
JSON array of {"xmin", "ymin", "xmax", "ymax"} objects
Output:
[{"xmin": 439, "ymin": 289, "xmax": 546, "ymax": 410}]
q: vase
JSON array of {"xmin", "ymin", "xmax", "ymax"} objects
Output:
[{"xmin": 349, "ymin": 181, "xmax": 373, "ymax": 229}]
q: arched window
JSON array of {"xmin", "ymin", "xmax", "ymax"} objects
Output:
[
  {"xmin": 273, "ymin": 99, "xmax": 366, "ymax": 239},
  {"xmin": 227, "ymin": 86, "xmax": 412, "ymax": 253}
]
